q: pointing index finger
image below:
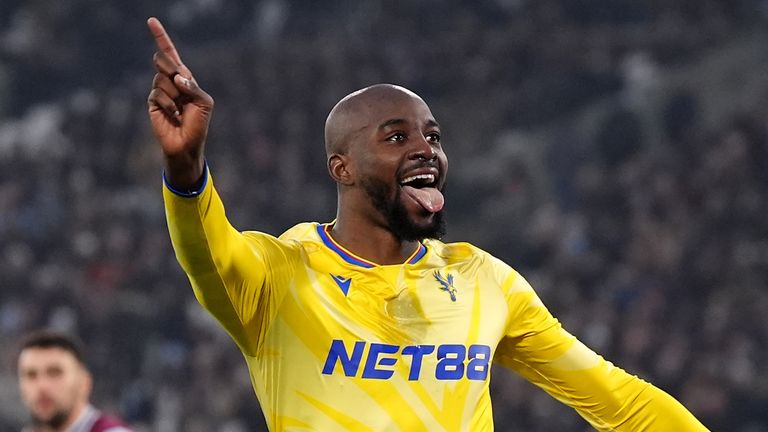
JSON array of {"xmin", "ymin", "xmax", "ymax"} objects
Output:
[{"xmin": 147, "ymin": 17, "xmax": 183, "ymax": 65}]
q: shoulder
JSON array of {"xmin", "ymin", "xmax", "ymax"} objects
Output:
[
  {"xmin": 425, "ymin": 238, "xmax": 494, "ymax": 263},
  {"xmin": 278, "ymin": 222, "xmax": 321, "ymax": 242},
  {"xmin": 425, "ymin": 239, "xmax": 520, "ymax": 282},
  {"xmin": 91, "ymin": 414, "xmax": 132, "ymax": 432},
  {"xmin": 234, "ymin": 222, "xmax": 323, "ymax": 264},
  {"xmin": 239, "ymin": 222, "xmax": 317, "ymax": 250}
]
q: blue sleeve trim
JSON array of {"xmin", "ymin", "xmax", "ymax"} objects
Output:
[{"xmin": 163, "ymin": 162, "xmax": 209, "ymax": 197}]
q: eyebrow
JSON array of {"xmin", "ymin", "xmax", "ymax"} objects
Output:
[{"xmin": 377, "ymin": 118, "xmax": 441, "ymax": 130}]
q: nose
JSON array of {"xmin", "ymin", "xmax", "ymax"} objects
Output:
[{"xmin": 410, "ymin": 136, "xmax": 438, "ymax": 161}]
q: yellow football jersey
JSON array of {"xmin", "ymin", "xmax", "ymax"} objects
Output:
[{"xmin": 163, "ymin": 169, "xmax": 708, "ymax": 432}]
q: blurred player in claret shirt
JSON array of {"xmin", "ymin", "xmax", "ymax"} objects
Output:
[
  {"xmin": 147, "ymin": 15, "xmax": 709, "ymax": 431},
  {"xmin": 17, "ymin": 331, "xmax": 133, "ymax": 432}
]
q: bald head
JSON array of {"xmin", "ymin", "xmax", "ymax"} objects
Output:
[{"xmin": 324, "ymin": 84, "xmax": 426, "ymax": 157}]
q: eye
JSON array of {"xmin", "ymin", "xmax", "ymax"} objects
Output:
[
  {"xmin": 426, "ymin": 132, "xmax": 441, "ymax": 144},
  {"xmin": 387, "ymin": 133, "xmax": 406, "ymax": 143}
]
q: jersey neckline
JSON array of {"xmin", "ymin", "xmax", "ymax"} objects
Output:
[{"xmin": 316, "ymin": 223, "xmax": 427, "ymax": 268}]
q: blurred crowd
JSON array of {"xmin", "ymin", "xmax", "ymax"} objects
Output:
[{"xmin": 1, "ymin": 0, "xmax": 768, "ymax": 431}]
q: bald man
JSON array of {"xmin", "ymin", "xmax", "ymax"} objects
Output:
[{"xmin": 147, "ymin": 17, "xmax": 708, "ymax": 432}]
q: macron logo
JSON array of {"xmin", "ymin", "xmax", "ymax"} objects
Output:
[{"xmin": 331, "ymin": 274, "xmax": 352, "ymax": 296}]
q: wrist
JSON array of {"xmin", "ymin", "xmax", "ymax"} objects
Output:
[
  {"xmin": 163, "ymin": 152, "xmax": 205, "ymax": 189},
  {"xmin": 163, "ymin": 159, "xmax": 208, "ymax": 197}
]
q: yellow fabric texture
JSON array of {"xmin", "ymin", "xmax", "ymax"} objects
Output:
[{"xmin": 163, "ymin": 173, "xmax": 708, "ymax": 432}]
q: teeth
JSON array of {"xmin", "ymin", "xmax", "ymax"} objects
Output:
[{"xmin": 401, "ymin": 174, "xmax": 435, "ymax": 185}]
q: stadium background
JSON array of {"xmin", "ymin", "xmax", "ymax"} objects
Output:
[{"xmin": 1, "ymin": 1, "xmax": 768, "ymax": 430}]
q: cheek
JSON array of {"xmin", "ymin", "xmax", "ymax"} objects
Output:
[
  {"xmin": 357, "ymin": 149, "xmax": 398, "ymax": 177},
  {"xmin": 70, "ymin": 373, "xmax": 88, "ymax": 398},
  {"xmin": 19, "ymin": 381, "xmax": 37, "ymax": 402},
  {"xmin": 439, "ymin": 154, "xmax": 449, "ymax": 180},
  {"xmin": 46, "ymin": 374, "xmax": 77, "ymax": 399}
]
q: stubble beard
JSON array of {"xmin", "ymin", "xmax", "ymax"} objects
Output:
[
  {"xmin": 31, "ymin": 409, "xmax": 70, "ymax": 430},
  {"xmin": 361, "ymin": 176, "xmax": 446, "ymax": 242}
]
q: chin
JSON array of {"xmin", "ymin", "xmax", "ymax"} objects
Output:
[
  {"xmin": 394, "ymin": 209, "xmax": 446, "ymax": 241},
  {"xmin": 32, "ymin": 409, "xmax": 70, "ymax": 429},
  {"xmin": 361, "ymin": 175, "xmax": 447, "ymax": 241}
]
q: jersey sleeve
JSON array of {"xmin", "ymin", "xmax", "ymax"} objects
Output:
[
  {"xmin": 163, "ymin": 167, "xmax": 295, "ymax": 356},
  {"xmin": 493, "ymin": 269, "xmax": 708, "ymax": 431}
]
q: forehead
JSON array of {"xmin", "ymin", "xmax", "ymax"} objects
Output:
[
  {"xmin": 361, "ymin": 92, "xmax": 435, "ymax": 125},
  {"xmin": 19, "ymin": 347, "xmax": 79, "ymax": 371}
]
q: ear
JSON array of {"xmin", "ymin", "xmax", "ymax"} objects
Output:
[
  {"xmin": 81, "ymin": 368, "xmax": 93, "ymax": 401},
  {"xmin": 328, "ymin": 154, "xmax": 354, "ymax": 185},
  {"xmin": 84, "ymin": 370, "xmax": 93, "ymax": 398}
]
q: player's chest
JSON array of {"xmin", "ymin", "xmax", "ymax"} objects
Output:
[
  {"xmin": 289, "ymin": 265, "xmax": 508, "ymax": 383},
  {"xmin": 294, "ymin": 264, "xmax": 509, "ymax": 344}
]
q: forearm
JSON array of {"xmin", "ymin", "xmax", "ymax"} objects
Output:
[
  {"xmin": 616, "ymin": 382, "xmax": 708, "ymax": 432},
  {"xmin": 559, "ymin": 362, "xmax": 708, "ymax": 431},
  {"xmin": 163, "ymin": 162, "xmax": 226, "ymax": 276},
  {"xmin": 499, "ymin": 331, "xmax": 708, "ymax": 431}
]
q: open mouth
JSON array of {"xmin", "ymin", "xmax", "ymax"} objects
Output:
[
  {"xmin": 399, "ymin": 172, "xmax": 444, "ymax": 213},
  {"xmin": 400, "ymin": 173, "xmax": 437, "ymax": 188}
]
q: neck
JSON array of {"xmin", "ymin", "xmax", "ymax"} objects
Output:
[{"xmin": 330, "ymin": 214, "xmax": 420, "ymax": 266}]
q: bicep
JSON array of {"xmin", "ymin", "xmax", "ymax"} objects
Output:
[
  {"xmin": 494, "ymin": 271, "xmax": 639, "ymax": 428},
  {"xmin": 192, "ymin": 235, "xmax": 296, "ymax": 358}
]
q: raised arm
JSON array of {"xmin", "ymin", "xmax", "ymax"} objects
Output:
[
  {"xmin": 146, "ymin": 17, "xmax": 213, "ymax": 191},
  {"xmin": 146, "ymin": 18, "xmax": 294, "ymax": 356}
]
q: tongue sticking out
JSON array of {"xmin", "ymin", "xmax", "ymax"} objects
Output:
[{"xmin": 402, "ymin": 186, "xmax": 445, "ymax": 213}]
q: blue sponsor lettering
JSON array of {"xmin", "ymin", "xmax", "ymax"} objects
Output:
[
  {"xmin": 401, "ymin": 345, "xmax": 435, "ymax": 380},
  {"xmin": 436, "ymin": 344, "xmax": 466, "ymax": 380},
  {"xmin": 322, "ymin": 340, "xmax": 365, "ymax": 376},
  {"xmin": 466, "ymin": 344, "xmax": 491, "ymax": 381},
  {"xmin": 321, "ymin": 340, "xmax": 490, "ymax": 381},
  {"xmin": 362, "ymin": 343, "xmax": 399, "ymax": 379}
]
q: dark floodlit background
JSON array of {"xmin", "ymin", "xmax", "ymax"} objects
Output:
[{"xmin": 2, "ymin": 1, "xmax": 768, "ymax": 431}]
